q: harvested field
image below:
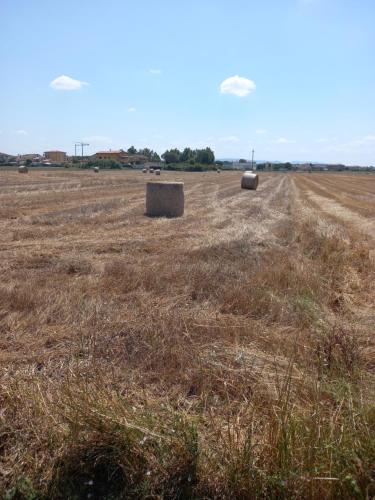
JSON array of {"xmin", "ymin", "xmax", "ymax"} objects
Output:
[{"xmin": 0, "ymin": 169, "xmax": 374, "ymax": 498}]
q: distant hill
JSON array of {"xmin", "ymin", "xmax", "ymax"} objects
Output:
[{"xmin": 0, "ymin": 152, "xmax": 14, "ymax": 162}]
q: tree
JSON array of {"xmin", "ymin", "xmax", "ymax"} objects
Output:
[
  {"xmin": 138, "ymin": 148, "xmax": 152, "ymax": 158},
  {"xmin": 195, "ymin": 147, "xmax": 215, "ymax": 165},
  {"xmin": 127, "ymin": 146, "xmax": 137, "ymax": 154},
  {"xmin": 180, "ymin": 147, "xmax": 195, "ymax": 163},
  {"xmin": 138, "ymin": 148, "xmax": 161, "ymax": 161},
  {"xmin": 161, "ymin": 149, "xmax": 181, "ymax": 164},
  {"xmin": 239, "ymin": 158, "xmax": 247, "ymax": 163},
  {"xmin": 150, "ymin": 151, "xmax": 161, "ymax": 162},
  {"xmin": 25, "ymin": 159, "xmax": 32, "ymax": 167}
]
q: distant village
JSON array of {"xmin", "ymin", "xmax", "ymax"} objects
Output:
[
  {"xmin": 0, "ymin": 149, "xmax": 152, "ymax": 167},
  {"xmin": 0, "ymin": 148, "xmax": 373, "ymax": 172}
]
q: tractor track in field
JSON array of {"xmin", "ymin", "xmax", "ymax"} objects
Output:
[
  {"xmin": 294, "ymin": 174, "xmax": 375, "ymax": 245},
  {"xmin": 0, "ymin": 170, "xmax": 290, "ymax": 270}
]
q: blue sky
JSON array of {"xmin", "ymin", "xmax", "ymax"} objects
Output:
[{"xmin": 0, "ymin": 0, "xmax": 374, "ymax": 164}]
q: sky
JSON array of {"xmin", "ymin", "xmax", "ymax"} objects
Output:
[{"xmin": 0, "ymin": 0, "xmax": 374, "ymax": 165}]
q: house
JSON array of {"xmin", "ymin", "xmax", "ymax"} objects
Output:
[
  {"xmin": 18, "ymin": 154, "xmax": 43, "ymax": 164},
  {"xmin": 94, "ymin": 150, "xmax": 148, "ymax": 165},
  {"xmin": 44, "ymin": 151, "xmax": 67, "ymax": 163}
]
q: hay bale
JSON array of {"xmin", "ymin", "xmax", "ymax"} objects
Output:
[
  {"xmin": 146, "ymin": 181, "xmax": 184, "ymax": 217},
  {"xmin": 142, "ymin": 168, "xmax": 147, "ymax": 173},
  {"xmin": 94, "ymin": 167, "xmax": 99, "ymax": 173},
  {"xmin": 18, "ymin": 166, "xmax": 28, "ymax": 174},
  {"xmin": 155, "ymin": 169, "xmax": 161, "ymax": 175},
  {"xmin": 217, "ymin": 169, "xmax": 221, "ymax": 173},
  {"xmin": 149, "ymin": 168, "xmax": 154, "ymax": 173},
  {"xmin": 241, "ymin": 172, "xmax": 259, "ymax": 190}
]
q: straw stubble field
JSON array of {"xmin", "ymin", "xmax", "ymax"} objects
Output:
[{"xmin": 0, "ymin": 169, "xmax": 374, "ymax": 499}]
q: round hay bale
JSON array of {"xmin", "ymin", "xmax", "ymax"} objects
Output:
[
  {"xmin": 149, "ymin": 168, "xmax": 154, "ymax": 173},
  {"xmin": 142, "ymin": 168, "xmax": 147, "ymax": 173},
  {"xmin": 18, "ymin": 165, "xmax": 28, "ymax": 174},
  {"xmin": 94, "ymin": 167, "xmax": 99, "ymax": 173},
  {"xmin": 155, "ymin": 169, "xmax": 161, "ymax": 175},
  {"xmin": 241, "ymin": 172, "xmax": 259, "ymax": 190},
  {"xmin": 146, "ymin": 182, "xmax": 184, "ymax": 217},
  {"xmin": 217, "ymin": 169, "xmax": 221, "ymax": 173}
]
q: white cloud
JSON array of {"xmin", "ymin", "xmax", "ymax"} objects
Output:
[
  {"xmin": 256, "ymin": 129, "xmax": 267, "ymax": 135},
  {"xmin": 127, "ymin": 107, "xmax": 136, "ymax": 112},
  {"xmin": 315, "ymin": 137, "xmax": 338, "ymax": 144},
  {"xmin": 275, "ymin": 137, "xmax": 296, "ymax": 144},
  {"xmin": 149, "ymin": 69, "xmax": 162, "ymax": 74},
  {"xmin": 219, "ymin": 135, "xmax": 240, "ymax": 143},
  {"xmin": 354, "ymin": 134, "xmax": 375, "ymax": 145},
  {"xmin": 332, "ymin": 135, "xmax": 375, "ymax": 150},
  {"xmin": 50, "ymin": 75, "xmax": 89, "ymax": 90},
  {"xmin": 16, "ymin": 129, "xmax": 28, "ymax": 135},
  {"xmin": 220, "ymin": 75, "xmax": 256, "ymax": 97}
]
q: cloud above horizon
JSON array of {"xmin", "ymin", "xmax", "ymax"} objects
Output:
[
  {"xmin": 353, "ymin": 134, "xmax": 375, "ymax": 146},
  {"xmin": 149, "ymin": 69, "xmax": 162, "ymax": 74},
  {"xmin": 16, "ymin": 129, "xmax": 28, "ymax": 135},
  {"xmin": 220, "ymin": 75, "xmax": 256, "ymax": 97},
  {"xmin": 275, "ymin": 137, "xmax": 296, "ymax": 144},
  {"xmin": 219, "ymin": 135, "xmax": 240, "ymax": 143},
  {"xmin": 127, "ymin": 107, "xmax": 136, "ymax": 112},
  {"xmin": 50, "ymin": 75, "xmax": 89, "ymax": 90}
]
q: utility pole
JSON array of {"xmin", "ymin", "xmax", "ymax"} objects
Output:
[
  {"xmin": 251, "ymin": 149, "xmax": 255, "ymax": 170},
  {"xmin": 80, "ymin": 143, "xmax": 89, "ymax": 157},
  {"xmin": 74, "ymin": 142, "xmax": 89, "ymax": 157}
]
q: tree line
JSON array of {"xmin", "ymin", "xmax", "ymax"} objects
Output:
[
  {"xmin": 161, "ymin": 147, "xmax": 215, "ymax": 165},
  {"xmin": 125, "ymin": 146, "xmax": 215, "ymax": 166},
  {"xmin": 126, "ymin": 147, "xmax": 160, "ymax": 162}
]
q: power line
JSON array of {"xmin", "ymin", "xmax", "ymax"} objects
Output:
[{"xmin": 75, "ymin": 142, "xmax": 90, "ymax": 157}]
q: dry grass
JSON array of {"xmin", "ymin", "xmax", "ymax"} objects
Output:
[{"xmin": 0, "ymin": 169, "xmax": 374, "ymax": 499}]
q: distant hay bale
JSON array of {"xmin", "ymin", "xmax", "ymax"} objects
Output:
[
  {"xmin": 146, "ymin": 181, "xmax": 184, "ymax": 217},
  {"xmin": 149, "ymin": 168, "xmax": 154, "ymax": 173},
  {"xmin": 217, "ymin": 168, "xmax": 221, "ymax": 173},
  {"xmin": 241, "ymin": 172, "xmax": 259, "ymax": 190},
  {"xmin": 94, "ymin": 167, "xmax": 99, "ymax": 173},
  {"xmin": 155, "ymin": 169, "xmax": 161, "ymax": 175},
  {"xmin": 142, "ymin": 168, "xmax": 147, "ymax": 173},
  {"xmin": 18, "ymin": 166, "xmax": 28, "ymax": 174}
]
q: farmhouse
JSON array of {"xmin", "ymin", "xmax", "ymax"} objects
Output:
[{"xmin": 94, "ymin": 150, "xmax": 148, "ymax": 165}]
